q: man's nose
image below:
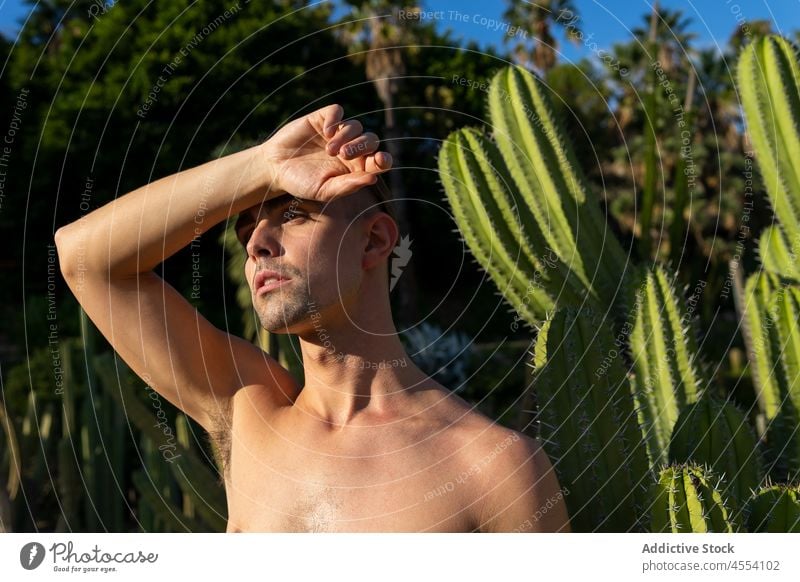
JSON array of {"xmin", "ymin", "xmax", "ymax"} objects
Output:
[{"xmin": 246, "ymin": 220, "xmax": 281, "ymax": 259}]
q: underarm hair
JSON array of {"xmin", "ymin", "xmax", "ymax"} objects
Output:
[{"xmin": 207, "ymin": 398, "xmax": 234, "ymax": 484}]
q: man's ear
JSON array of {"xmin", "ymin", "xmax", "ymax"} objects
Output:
[{"xmin": 361, "ymin": 213, "xmax": 398, "ymax": 272}]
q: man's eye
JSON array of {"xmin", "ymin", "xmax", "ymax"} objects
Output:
[{"xmin": 283, "ymin": 210, "xmax": 306, "ymax": 222}]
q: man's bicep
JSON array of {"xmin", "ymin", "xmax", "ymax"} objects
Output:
[
  {"xmin": 67, "ymin": 270, "xmax": 295, "ymax": 432},
  {"xmin": 479, "ymin": 434, "xmax": 571, "ymax": 533}
]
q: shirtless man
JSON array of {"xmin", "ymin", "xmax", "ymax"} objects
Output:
[{"xmin": 55, "ymin": 105, "xmax": 570, "ymax": 533}]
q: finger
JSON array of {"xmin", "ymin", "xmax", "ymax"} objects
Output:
[
  {"xmin": 321, "ymin": 172, "xmax": 378, "ymax": 199},
  {"xmin": 326, "ymin": 119, "xmax": 364, "ymax": 155},
  {"xmin": 364, "ymin": 151, "xmax": 393, "ymax": 174},
  {"xmin": 321, "ymin": 104, "xmax": 344, "ymax": 139},
  {"xmin": 338, "ymin": 132, "xmax": 379, "ymax": 160}
]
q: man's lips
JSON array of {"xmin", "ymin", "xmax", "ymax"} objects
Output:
[{"xmin": 254, "ymin": 270, "xmax": 292, "ymax": 296}]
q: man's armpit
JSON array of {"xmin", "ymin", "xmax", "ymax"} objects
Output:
[{"xmin": 207, "ymin": 397, "xmax": 234, "ymax": 483}]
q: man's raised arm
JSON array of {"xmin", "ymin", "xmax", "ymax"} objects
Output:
[{"xmin": 54, "ymin": 104, "xmax": 391, "ymax": 432}]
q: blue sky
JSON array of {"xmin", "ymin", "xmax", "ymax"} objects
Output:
[{"xmin": 2, "ymin": 0, "xmax": 799, "ymax": 59}]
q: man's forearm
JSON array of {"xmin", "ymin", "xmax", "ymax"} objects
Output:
[{"xmin": 56, "ymin": 144, "xmax": 272, "ymax": 278}]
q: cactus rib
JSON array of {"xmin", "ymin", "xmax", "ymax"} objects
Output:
[{"xmin": 649, "ymin": 464, "xmax": 738, "ymax": 533}]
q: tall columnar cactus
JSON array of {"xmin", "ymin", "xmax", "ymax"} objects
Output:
[
  {"xmin": 439, "ymin": 129, "xmax": 561, "ymax": 325},
  {"xmin": 650, "ymin": 464, "xmax": 739, "ymax": 533},
  {"xmin": 668, "ymin": 397, "xmax": 764, "ymax": 507},
  {"xmin": 736, "ymin": 33, "xmax": 800, "ymax": 483},
  {"xmin": 0, "ymin": 401, "xmax": 20, "ymax": 531},
  {"xmin": 532, "ymin": 307, "xmax": 651, "ymax": 532},
  {"xmin": 438, "ymin": 65, "xmax": 628, "ymax": 327},
  {"xmin": 626, "ymin": 264, "xmax": 705, "ymax": 468},
  {"xmin": 488, "ymin": 66, "xmax": 628, "ymax": 304},
  {"xmin": 93, "ymin": 352, "xmax": 227, "ymax": 531},
  {"xmin": 736, "ymin": 271, "xmax": 800, "ymax": 481},
  {"xmin": 745, "ymin": 484, "xmax": 800, "ymax": 532},
  {"xmin": 759, "ymin": 226, "xmax": 800, "ymax": 282},
  {"xmin": 738, "ymin": 35, "xmax": 800, "ymax": 281},
  {"xmin": 436, "ymin": 46, "xmax": 800, "ymax": 535}
]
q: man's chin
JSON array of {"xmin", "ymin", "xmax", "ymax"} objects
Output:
[{"xmin": 259, "ymin": 313, "xmax": 308, "ymax": 335}]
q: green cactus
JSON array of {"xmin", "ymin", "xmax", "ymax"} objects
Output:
[
  {"xmin": 736, "ymin": 271, "xmax": 800, "ymax": 481},
  {"xmin": 0, "ymin": 400, "xmax": 21, "ymax": 531},
  {"xmin": 759, "ymin": 226, "xmax": 800, "ymax": 282},
  {"xmin": 626, "ymin": 264, "xmax": 705, "ymax": 468},
  {"xmin": 738, "ymin": 35, "xmax": 800, "ymax": 282},
  {"xmin": 438, "ymin": 65, "xmax": 627, "ymax": 327},
  {"xmin": 736, "ymin": 34, "xmax": 800, "ymax": 482},
  {"xmin": 439, "ymin": 128, "xmax": 560, "ymax": 325},
  {"xmin": 489, "ymin": 66, "xmax": 628, "ymax": 302},
  {"xmin": 132, "ymin": 470, "xmax": 210, "ymax": 533},
  {"xmin": 668, "ymin": 397, "xmax": 764, "ymax": 507},
  {"xmin": 432, "ymin": 41, "xmax": 800, "ymax": 536},
  {"xmin": 140, "ymin": 433, "xmax": 179, "ymax": 532},
  {"xmin": 650, "ymin": 464, "xmax": 739, "ymax": 532},
  {"xmin": 738, "ymin": 271, "xmax": 783, "ymax": 422},
  {"xmin": 532, "ymin": 307, "xmax": 650, "ymax": 532},
  {"xmin": 93, "ymin": 352, "xmax": 228, "ymax": 531},
  {"xmin": 745, "ymin": 483, "xmax": 800, "ymax": 532},
  {"xmin": 55, "ymin": 337, "xmax": 84, "ymax": 532}
]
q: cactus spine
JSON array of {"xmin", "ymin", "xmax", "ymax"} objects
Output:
[
  {"xmin": 738, "ymin": 35, "xmax": 800, "ymax": 282},
  {"xmin": 736, "ymin": 33, "xmax": 800, "ymax": 483},
  {"xmin": 736, "ymin": 272, "xmax": 800, "ymax": 481},
  {"xmin": 439, "ymin": 65, "xmax": 628, "ymax": 327},
  {"xmin": 668, "ymin": 397, "xmax": 763, "ymax": 507},
  {"xmin": 435, "ymin": 44, "xmax": 800, "ymax": 535},
  {"xmin": 759, "ymin": 226, "xmax": 800, "ymax": 282},
  {"xmin": 488, "ymin": 66, "xmax": 627, "ymax": 307},
  {"xmin": 533, "ymin": 307, "xmax": 650, "ymax": 532},
  {"xmin": 650, "ymin": 464, "xmax": 738, "ymax": 532},
  {"xmin": 439, "ymin": 129, "xmax": 558, "ymax": 325},
  {"xmin": 627, "ymin": 264, "xmax": 705, "ymax": 467},
  {"xmin": 746, "ymin": 484, "xmax": 800, "ymax": 532}
]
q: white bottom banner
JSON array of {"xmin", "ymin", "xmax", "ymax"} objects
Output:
[{"xmin": 1, "ymin": 533, "xmax": 798, "ymax": 581}]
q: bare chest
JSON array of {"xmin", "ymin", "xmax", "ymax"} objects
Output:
[{"xmin": 224, "ymin": 423, "xmax": 481, "ymax": 532}]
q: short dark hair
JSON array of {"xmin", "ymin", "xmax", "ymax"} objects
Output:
[{"xmin": 352, "ymin": 175, "xmax": 397, "ymax": 226}]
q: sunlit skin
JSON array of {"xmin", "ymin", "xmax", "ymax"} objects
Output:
[
  {"xmin": 234, "ymin": 189, "xmax": 422, "ymax": 425},
  {"xmin": 56, "ymin": 104, "xmax": 570, "ymax": 532}
]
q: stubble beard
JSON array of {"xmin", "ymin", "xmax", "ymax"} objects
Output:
[{"xmin": 254, "ymin": 276, "xmax": 317, "ymax": 333}]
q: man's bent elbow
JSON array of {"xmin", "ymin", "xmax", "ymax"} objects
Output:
[{"xmin": 54, "ymin": 225, "xmax": 78, "ymax": 280}]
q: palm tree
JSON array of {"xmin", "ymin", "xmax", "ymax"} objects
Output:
[
  {"xmin": 335, "ymin": 0, "xmax": 424, "ymax": 319},
  {"xmin": 503, "ymin": 0, "xmax": 581, "ymax": 74},
  {"xmin": 335, "ymin": 0, "xmax": 416, "ymax": 207},
  {"xmin": 629, "ymin": 4, "xmax": 696, "ymax": 74},
  {"xmin": 601, "ymin": 4, "xmax": 698, "ymax": 257}
]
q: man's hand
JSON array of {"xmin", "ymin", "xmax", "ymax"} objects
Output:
[{"xmin": 260, "ymin": 104, "xmax": 393, "ymax": 201}]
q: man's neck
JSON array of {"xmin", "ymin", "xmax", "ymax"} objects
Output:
[{"xmin": 294, "ymin": 326, "xmax": 432, "ymax": 428}]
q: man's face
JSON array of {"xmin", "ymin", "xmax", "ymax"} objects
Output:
[{"xmin": 234, "ymin": 193, "xmax": 367, "ymax": 334}]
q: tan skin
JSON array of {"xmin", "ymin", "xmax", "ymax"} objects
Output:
[{"xmin": 56, "ymin": 105, "xmax": 570, "ymax": 532}]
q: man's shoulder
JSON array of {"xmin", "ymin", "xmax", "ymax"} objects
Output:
[
  {"xmin": 452, "ymin": 414, "xmax": 540, "ymax": 478},
  {"xmin": 444, "ymin": 411, "xmax": 568, "ymax": 532}
]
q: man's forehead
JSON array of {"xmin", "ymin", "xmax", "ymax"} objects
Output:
[
  {"xmin": 235, "ymin": 194, "xmax": 321, "ymax": 227},
  {"xmin": 233, "ymin": 185, "xmax": 386, "ymax": 231}
]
